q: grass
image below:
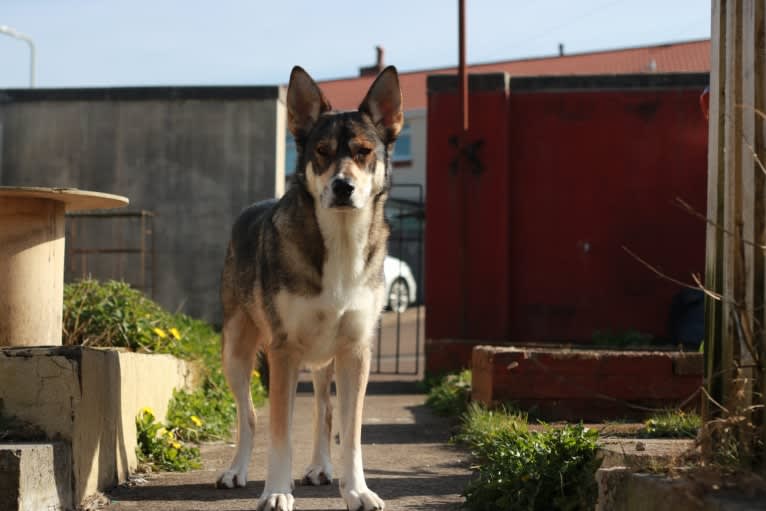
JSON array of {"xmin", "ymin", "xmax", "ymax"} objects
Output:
[
  {"xmin": 638, "ymin": 410, "xmax": 701, "ymax": 439},
  {"xmin": 63, "ymin": 279, "xmax": 266, "ymax": 471}
]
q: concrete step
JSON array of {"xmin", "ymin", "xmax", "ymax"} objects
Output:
[{"xmin": 0, "ymin": 442, "xmax": 72, "ymax": 511}]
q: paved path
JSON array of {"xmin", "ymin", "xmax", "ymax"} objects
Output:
[{"xmin": 107, "ymin": 394, "xmax": 471, "ymax": 511}]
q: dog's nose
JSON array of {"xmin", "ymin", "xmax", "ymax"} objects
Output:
[{"xmin": 332, "ymin": 178, "xmax": 355, "ymax": 199}]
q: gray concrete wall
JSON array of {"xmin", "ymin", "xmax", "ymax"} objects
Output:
[{"xmin": 0, "ymin": 86, "xmax": 286, "ymax": 323}]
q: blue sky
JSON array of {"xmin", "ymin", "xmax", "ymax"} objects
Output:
[{"xmin": 0, "ymin": 0, "xmax": 711, "ymax": 88}]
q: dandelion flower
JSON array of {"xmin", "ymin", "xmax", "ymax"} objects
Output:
[
  {"xmin": 153, "ymin": 327, "xmax": 168, "ymax": 338},
  {"xmin": 169, "ymin": 327, "xmax": 181, "ymax": 340},
  {"xmin": 191, "ymin": 415, "xmax": 203, "ymax": 427},
  {"xmin": 140, "ymin": 407, "xmax": 155, "ymax": 416},
  {"xmin": 252, "ymin": 370, "xmax": 261, "ymax": 378},
  {"xmin": 171, "ymin": 441, "xmax": 182, "ymax": 449}
]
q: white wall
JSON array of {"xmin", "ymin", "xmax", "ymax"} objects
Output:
[{"xmin": 390, "ymin": 108, "xmax": 426, "ymax": 201}]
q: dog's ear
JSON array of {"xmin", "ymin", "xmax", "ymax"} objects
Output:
[
  {"xmin": 287, "ymin": 66, "xmax": 332, "ymax": 141},
  {"xmin": 359, "ymin": 66, "xmax": 403, "ymax": 143}
]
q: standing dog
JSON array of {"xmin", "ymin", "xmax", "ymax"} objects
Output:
[{"xmin": 215, "ymin": 65, "xmax": 402, "ymax": 511}]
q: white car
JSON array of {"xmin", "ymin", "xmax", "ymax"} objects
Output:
[{"xmin": 383, "ymin": 255, "xmax": 417, "ymax": 313}]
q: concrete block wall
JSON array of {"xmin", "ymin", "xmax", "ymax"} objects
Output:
[
  {"xmin": 0, "ymin": 86, "xmax": 286, "ymax": 324},
  {"xmin": 0, "ymin": 346, "xmax": 196, "ymax": 505}
]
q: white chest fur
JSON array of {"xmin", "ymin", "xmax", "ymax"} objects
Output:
[{"xmin": 274, "ymin": 206, "xmax": 384, "ymax": 366}]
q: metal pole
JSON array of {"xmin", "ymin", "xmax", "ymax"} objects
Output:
[
  {"xmin": 458, "ymin": 0, "xmax": 468, "ymax": 133},
  {"xmin": 0, "ymin": 25, "xmax": 36, "ymax": 87}
]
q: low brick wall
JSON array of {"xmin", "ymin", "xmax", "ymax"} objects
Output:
[{"xmin": 472, "ymin": 345, "xmax": 702, "ymax": 421}]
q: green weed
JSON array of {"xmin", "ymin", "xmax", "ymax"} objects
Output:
[
  {"xmin": 425, "ymin": 369, "xmax": 472, "ymax": 416},
  {"xmin": 136, "ymin": 407, "xmax": 200, "ymax": 472},
  {"xmin": 638, "ymin": 410, "xmax": 701, "ymax": 439},
  {"xmin": 458, "ymin": 404, "xmax": 601, "ymax": 511}
]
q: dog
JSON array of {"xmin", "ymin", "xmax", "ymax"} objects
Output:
[{"xmin": 215, "ymin": 65, "xmax": 402, "ymax": 511}]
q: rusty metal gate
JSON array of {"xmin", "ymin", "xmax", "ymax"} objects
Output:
[
  {"xmin": 65, "ymin": 210, "xmax": 156, "ymax": 297},
  {"xmin": 371, "ymin": 184, "xmax": 425, "ymax": 375}
]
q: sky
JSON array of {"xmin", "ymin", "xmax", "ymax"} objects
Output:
[{"xmin": 0, "ymin": 0, "xmax": 711, "ymax": 89}]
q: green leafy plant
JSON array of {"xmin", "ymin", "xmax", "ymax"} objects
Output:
[
  {"xmin": 136, "ymin": 407, "xmax": 200, "ymax": 471},
  {"xmin": 458, "ymin": 404, "xmax": 601, "ymax": 511},
  {"xmin": 63, "ymin": 279, "xmax": 267, "ymax": 470},
  {"xmin": 638, "ymin": 410, "xmax": 701, "ymax": 439},
  {"xmin": 425, "ymin": 369, "xmax": 472, "ymax": 416}
]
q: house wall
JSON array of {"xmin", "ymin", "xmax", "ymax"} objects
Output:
[
  {"xmin": 0, "ymin": 87, "xmax": 285, "ymax": 324},
  {"xmin": 390, "ymin": 109, "xmax": 427, "ymax": 199}
]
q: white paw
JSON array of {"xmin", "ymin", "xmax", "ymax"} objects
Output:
[
  {"xmin": 302, "ymin": 462, "xmax": 334, "ymax": 485},
  {"xmin": 342, "ymin": 487, "xmax": 385, "ymax": 511},
  {"xmin": 215, "ymin": 467, "xmax": 247, "ymax": 489},
  {"xmin": 256, "ymin": 492, "xmax": 295, "ymax": 511}
]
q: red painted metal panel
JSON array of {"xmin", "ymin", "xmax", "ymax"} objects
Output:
[
  {"xmin": 426, "ymin": 77, "xmax": 708, "ymax": 373},
  {"xmin": 426, "ymin": 88, "xmax": 511, "ymax": 343},
  {"xmin": 506, "ymin": 89, "xmax": 707, "ymax": 341}
]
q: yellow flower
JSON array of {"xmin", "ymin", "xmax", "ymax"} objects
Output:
[
  {"xmin": 252, "ymin": 370, "xmax": 261, "ymax": 378},
  {"xmin": 153, "ymin": 327, "xmax": 168, "ymax": 338},
  {"xmin": 190, "ymin": 415, "xmax": 203, "ymax": 427},
  {"xmin": 165, "ymin": 430, "xmax": 175, "ymax": 440},
  {"xmin": 140, "ymin": 407, "xmax": 154, "ymax": 416},
  {"xmin": 156, "ymin": 427, "xmax": 167, "ymax": 437},
  {"xmin": 171, "ymin": 441, "xmax": 182, "ymax": 449},
  {"xmin": 169, "ymin": 327, "xmax": 181, "ymax": 340}
]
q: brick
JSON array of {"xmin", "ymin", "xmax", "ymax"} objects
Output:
[{"xmin": 472, "ymin": 345, "xmax": 704, "ymax": 421}]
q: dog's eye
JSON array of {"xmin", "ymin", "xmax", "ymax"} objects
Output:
[
  {"xmin": 354, "ymin": 147, "xmax": 371, "ymax": 163},
  {"xmin": 315, "ymin": 145, "xmax": 330, "ymax": 158}
]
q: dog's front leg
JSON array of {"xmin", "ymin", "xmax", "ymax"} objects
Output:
[
  {"xmin": 335, "ymin": 345, "xmax": 385, "ymax": 511},
  {"xmin": 257, "ymin": 346, "xmax": 300, "ymax": 511},
  {"xmin": 302, "ymin": 362, "xmax": 334, "ymax": 485}
]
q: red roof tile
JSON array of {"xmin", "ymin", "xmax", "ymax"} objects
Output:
[{"xmin": 318, "ymin": 39, "xmax": 711, "ymax": 111}]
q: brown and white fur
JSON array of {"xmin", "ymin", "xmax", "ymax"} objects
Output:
[{"xmin": 215, "ymin": 65, "xmax": 402, "ymax": 511}]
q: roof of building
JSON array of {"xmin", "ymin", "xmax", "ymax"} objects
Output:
[{"xmin": 318, "ymin": 39, "xmax": 711, "ymax": 111}]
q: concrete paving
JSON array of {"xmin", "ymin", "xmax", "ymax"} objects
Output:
[{"xmin": 106, "ymin": 393, "xmax": 472, "ymax": 511}]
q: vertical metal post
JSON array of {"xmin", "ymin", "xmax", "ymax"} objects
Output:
[
  {"xmin": 458, "ymin": 0, "xmax": 468, "ymax": 133},
  {"xmin": 458, "ymin": 0, "xmax": 470, "ymax": 337}
]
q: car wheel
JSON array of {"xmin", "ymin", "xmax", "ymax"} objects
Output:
[{"xmin": 388, "ymin": 278, "xmax": 410, "ymax": 313}]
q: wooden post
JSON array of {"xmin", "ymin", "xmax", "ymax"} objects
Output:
[{"xmin": 705, "ymin": 0, "xmax": 766, "ymax": 460}]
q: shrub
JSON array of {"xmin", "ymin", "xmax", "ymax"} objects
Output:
[
  {"xmin": 459, "ymin": 405, "xmax": 601, "ymax": 511},
  {"xmin": 425, "ymin": 369, "xmax": 472, "ymax": 416},
  {"xmin": 63, "ymin": 279, "xmax": 267, "ymax": 470}
]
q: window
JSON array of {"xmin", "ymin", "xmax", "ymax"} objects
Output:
[
  {"xmin": 285, "ymin": 133, "xmax": 298, "ymax": 176},
  {"xmin": 392, "ymin": 121, "xmax": 412, "ymax": 165}
]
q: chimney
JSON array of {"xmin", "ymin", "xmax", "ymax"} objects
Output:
[
  {"xmin": 558, "ymin": 43, "xmax": 565, "ymax": 57},
  {"xmin": 359, "ymin": 46, "xmax": 385, "ymax": 77}
]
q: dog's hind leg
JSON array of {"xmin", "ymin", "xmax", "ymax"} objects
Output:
[
  {"xmin": 302, "ymin": 361, "xmax": 334, "ymax": 485},
  {"xmin": 336, "ymin": 345, "xmax": 385, "ymax": 510},
  {"xmin": 216, "ymin": 309, "xmax": 259, "ymax": 489},
  {"xmin": 257, "ymin": 343, "xmax": 300, "ymax": 511}
]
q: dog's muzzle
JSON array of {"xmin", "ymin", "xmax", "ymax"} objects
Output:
[{"xmin": 330, "ymin": 177, "xmax": 355, "ymax": 207}]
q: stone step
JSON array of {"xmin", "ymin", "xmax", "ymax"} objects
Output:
[{"xmin": 0, "ymin": 442, "xmax": 72, "ymax": 511}]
